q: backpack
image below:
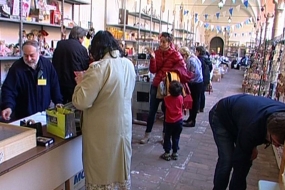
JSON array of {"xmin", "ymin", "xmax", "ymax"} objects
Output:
[
  {"xmin": 201, "ymin": 59, "xmax": 211, "ymax": 85},
  {"xmin": 157, "ymin": 71, "xmax": 186, "ymax": 98}
]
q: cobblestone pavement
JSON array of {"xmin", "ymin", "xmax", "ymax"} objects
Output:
[{"xmin": 131, "ymin": 69, "xmax": 279, "ymax": 190}]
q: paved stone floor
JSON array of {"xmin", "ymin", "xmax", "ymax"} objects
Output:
[{"xmin": 131, "ymin": 69, "xmax": 280, "ymax": 190}]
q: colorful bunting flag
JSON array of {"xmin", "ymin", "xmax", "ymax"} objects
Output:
[
  {"xmin": 232, "ymin": 0, "xmax": 236, "ymax": 3},
  {"xmin": 216, "ymin": 12, "xmax": 220, "ymax": 19},
  {"xmin": 229, "ymin": 8, "xmax": 233, "ymax": 16},
  {"xmin": 236, "ymin": 5, "xmax": 240, "ymax": 12},
  {"xmin": 202, "ymin": 0, "xmax": 205, "ymax": 4},
  {"xmin": 204, "ymin": 14, "xmax": 208, "ymax": 20},
  {"xmin": 184, "ymin": 10, "xmax": 189, "ymax": 15},
  {"xmin": 244, "ymin": 0, "xmax": 249, "ymax": 8}
]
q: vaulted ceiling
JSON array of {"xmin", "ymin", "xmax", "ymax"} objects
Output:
[{"xmin": 175, "ymin": 0, "xmax": 274, "ymax": 32}]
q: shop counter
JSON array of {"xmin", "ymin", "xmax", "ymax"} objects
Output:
[{"xmin": 0, "ymin": 126, "xmax": 83, "ymax": 190}]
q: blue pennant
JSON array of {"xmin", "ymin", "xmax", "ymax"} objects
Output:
[
  {"xmin": 229, "ymin": 8, "xmax": 233, "ymax": 16},
  {"xmin": 244, "ymin": 0, "xmax": 249, "ymax": 8}
]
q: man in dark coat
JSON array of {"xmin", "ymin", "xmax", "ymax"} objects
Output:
[
  {"xmin": 209, "ymin": 94, "xmax": 285, "ymax": 190},
  {"xmin": 52, "ymin": 26, "xmax": 89, "ymax": 104},
  {"xmin": 1, "ymin": 40, "xmax": 62, "ymax": 121}
]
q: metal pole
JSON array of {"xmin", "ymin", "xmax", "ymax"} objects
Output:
[
  {"xmin": 167, "ymin": 10, "xmax": 169, "ymax": 33},
  {"xmin": 19, "ymin": 0, "xmax": 23, "ymax": 56},
  {"xmin": 61, "ymin": 0, "xmax": 65, "ymax": 40},
  {"xmin": 104, "ymin": 0, "xmax": 107, "ymax": 29},
  {"xmin": 123, "ymin": 0, "xmax": 127, "ymax": 41},
  {"xmin": 90, "ymin": 0, "xmax": 93, "ymax": 27}
]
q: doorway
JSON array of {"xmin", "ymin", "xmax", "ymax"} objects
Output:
[{"xmin": 210, "ymin": 37, "xmax": 224, "ymax": 56}]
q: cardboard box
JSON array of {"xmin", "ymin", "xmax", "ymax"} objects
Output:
[
  {"xmin": 66, "ymin": 169, "xmax": 85, "ymax": 190},
  {"xmin": 0, "ymin": 123, "xmax": 36, "ymax": 164},
  {"xmin": 54, "ymin": 183, "xmax": 66, "ymax": 190}
]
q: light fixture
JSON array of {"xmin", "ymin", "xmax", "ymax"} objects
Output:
[
  {"xmin": 228, "ymin": 16, "xmax": 232, "ymax": 23},
  {"xmin": 218, "ymin": 0, "xmax": 224, "ymax": 9},
  {"xmin": 257, "ymin": 16, "xmax": 260, "ymax": 21},
  {"xmin": 261, "ymin": 5, "xmax": 265, "ymax": 12}
]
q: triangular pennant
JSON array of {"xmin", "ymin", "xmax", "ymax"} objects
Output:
[
  {"xmin": 231, "ymin": 25, "xmax": 235, "ymax": 31},
  {"xmin": 205, "ymin": 14, "xmax": 208, "ymax": 20},
  {"xmin": 244, "ymin": 0, "xmax": 249, "ymax": 8},
  {"xmin": 195, "ymin": 17, "xmax": 198, "ymax": 23},
  {"xmin": 211, "ymin": 25, "xmax": 215, "ymax": 31},
  {"xmin": 229, "ymin": 8, "xmax": 233, "ymax": 16},
  {"xmin": 216, "ymin": 12, "xmax": 220, "ymax": 19},
  {"xmin": 248, "ymin": 17, "xmax": 252, "ymax": 23},
  {"xmin": 184, "ymin": 10, "xmax": 189, "ymax": 15},
  {"xmin": 241, "ymin": 0, "xmax": 244, "ymax": 3},
  {"xmin": 226, "ymin": 26, "xmax": 231, "ymax": 31},
  {"xmin": 236, "ymin": 5, "xmax": 240, "ymax": 12},
  {"xmin": 232, "ymin": 0, "xmax": 236, "ymax": 3},
  {"xmin": 195, "ymin": 13, "xmax": 198, "ymax": 18},
  {"xmin": 200, "ymin": 20, "xmax": 204, "ymax": 27},
  {"xmin": 222, "ymin": 11, "xmax": 226, "ymax": 17},
  {"xmin": 202, "ymin": 0, "xmax": 206, "ymax": 4}
]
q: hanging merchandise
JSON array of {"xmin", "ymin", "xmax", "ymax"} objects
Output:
[
  {"xmin": 179, "ymin": 3, "xmax": 183, "ymax": 23},
  {"xmin": 50, "ymin": 0, "xmax": 61, "ymax": 25},
  {"xmin": 161, "ymin": 0, "xmax": 165, "ymax": 13}
]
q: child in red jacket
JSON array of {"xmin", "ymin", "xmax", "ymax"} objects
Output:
[{"xmin": 160, "ymin": 80, "xmax": 184, "ymax": 161}]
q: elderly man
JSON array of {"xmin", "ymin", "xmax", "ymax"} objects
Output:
[
  {"xmin": 1, "ymin": 40, "xmax": 62, "ymax": 121},
  {"xmin": 52, "ymin": 26, "xmax": 89, "ymax": 103}
]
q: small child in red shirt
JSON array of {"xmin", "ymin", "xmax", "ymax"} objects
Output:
[{"xmin": 160, "ymin": 80, "xmax": 184, "ymax": 161}]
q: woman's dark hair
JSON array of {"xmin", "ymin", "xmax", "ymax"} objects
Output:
[
  {"xmin": 196, "ymin": 46, "xmax": 206, "ymax": 56},
  {"xmin": 168, "ymin": 80, "xmax": 183, "ymax": 97},
  {"xmin": 90, "ymin": 30, "xmax": 124, "ymax": 61},
  {"xmin": 160, "ymin": 32, "xmax": 173, "ymax": 43}
]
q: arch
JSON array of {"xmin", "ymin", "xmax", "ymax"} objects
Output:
[{"xmin": 210, "ymin": 37, "xmax": 224, "ymax": 55}]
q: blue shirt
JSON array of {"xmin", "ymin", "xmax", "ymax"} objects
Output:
[
  {"xmin": 186, "ymin": 56, "xmax": 203, "ymax": 83},
  {"xmin": 1, "ymin": 56, "xmax": 63, "ymax": 120}
]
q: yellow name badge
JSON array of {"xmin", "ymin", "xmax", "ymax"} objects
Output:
[{"xmin": 38, "ymin": 79, "xmax": 47, "ymax": 86}]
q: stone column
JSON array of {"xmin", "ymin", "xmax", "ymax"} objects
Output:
[{"xmin": 272, "ymin": 0, "xmax": 285, "ymax": 39}]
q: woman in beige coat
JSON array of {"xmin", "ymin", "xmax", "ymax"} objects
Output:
[{"xmin": 72, "ymin": 30, "xmax": 136, "ymax": 190}]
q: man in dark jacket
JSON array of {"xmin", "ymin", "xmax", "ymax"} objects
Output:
[
  {"xmin": 209, "ymin": 94, "xmax": 285, "ymax": 190},
  {"xmin": 52, "ymin": 26, "xmax": 89, "ymax": 103},
  {"xmin": 1, "ymin": 40, "xmax": 62, "ymax": 121},
  {"xmin": 195, "ymin": 46, "xmax": 212, "ymax": 113}
]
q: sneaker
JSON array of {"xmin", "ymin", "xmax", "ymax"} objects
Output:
[
  {"xmin": 171, "ymin": 153, "xmax": 178, "ymax": 160},
  {"xmin": 160, "ymin": 153, "xmax": 171, "ymax": 161}
]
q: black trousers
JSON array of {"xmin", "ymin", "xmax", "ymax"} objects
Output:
[
  {"xmin": 60, "ymin": 86, "xmax": 75, "ymax": 104},
  {"xmin": 187, "ymin": 82, "xmax": 204, "ymax": 122},
  {"xmin": 163, "ymin": 119, "xmax": 183, "ymax": 153}
]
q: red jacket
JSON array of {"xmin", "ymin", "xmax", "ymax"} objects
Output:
[{"xmin": 150, "ymin": 47, "xmax": 185, "ymax": 87}]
